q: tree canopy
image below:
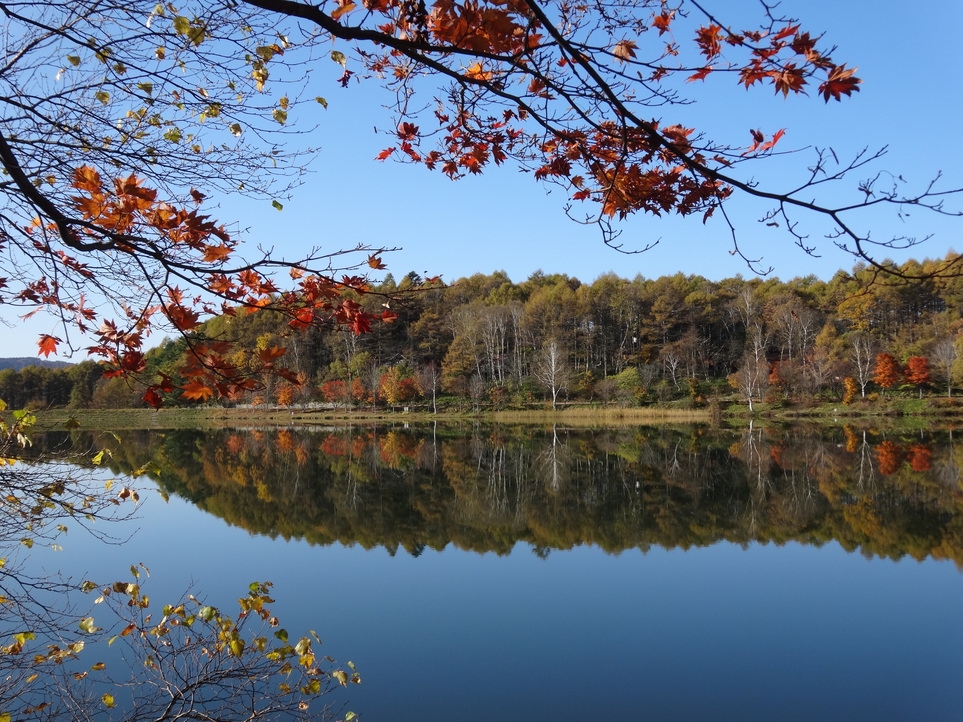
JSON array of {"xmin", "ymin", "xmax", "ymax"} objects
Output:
[{"xmin": 1, "ymin": 0, "xmax": 960, "ymax": 402}]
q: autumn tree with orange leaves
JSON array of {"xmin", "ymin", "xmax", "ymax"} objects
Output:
[
  {"xmin": 872, "ymin": 353, "xmax": 903, "ymax": 397},
  {"xmin": 0, "ymin": 0, "xmax": 961, "ymax": 406},
  {"xmin": 904, "ymin": 356, "xmax": 931, "ymax": 399}
]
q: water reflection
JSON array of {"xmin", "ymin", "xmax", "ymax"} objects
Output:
[{"xmin": 42, "ymin": 423, "xmax": 963, "ymax": 567}]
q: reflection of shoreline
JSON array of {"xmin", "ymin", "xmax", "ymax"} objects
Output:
[{"xmin": 39, "ymin": 426, "xmax": 963, "ymax": 567}]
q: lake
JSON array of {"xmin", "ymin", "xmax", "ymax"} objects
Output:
[{"xmin": 12, "ymin": 423, "xmax": 963, "ymax": 720}]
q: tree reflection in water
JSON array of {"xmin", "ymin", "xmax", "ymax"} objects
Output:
[{"xmin": 37, "ymin": 423, "xmax": 963, "ymax": 567}]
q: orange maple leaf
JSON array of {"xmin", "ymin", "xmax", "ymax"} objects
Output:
[
  {"xmin": 331, "ymin": 0, "xmax": 356, "ymax": 20},
  {"xmin": 201, "ymin": 244, "xmax": 233, "ymax": 263},
  {"xmin": 258, "ymin": 345, "xmax": 287, "ymax": 364},
  {"xmin": 38, "ymin": 334, "xmax": 60, "ymax": 357},
  {"xmin": 181, "ymin": 379, "xmax": 215, "ymax": 402},
  {"xmin": 652, "ymin": 12, "xmax": 673, "ymax": 35},
  {"xmin": 72, "ymin": 166, "xmax": 102, "ymax": 193},
  {"xmin": 465, "ymin": 62, "xmax": 493, "ymax": 81}
]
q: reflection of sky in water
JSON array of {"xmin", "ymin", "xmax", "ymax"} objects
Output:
[{"xmin": 47, "ymin": 484, "xmax": 963, "ymax": 722}]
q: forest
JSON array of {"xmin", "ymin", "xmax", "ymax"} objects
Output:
[{"xmin": 3, "ymin": 254, "xmax": 962, "ymax": 412}]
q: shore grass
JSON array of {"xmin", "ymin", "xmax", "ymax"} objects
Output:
[
  {"xmin": 10, "ymin": 393, "xmax": 963, "ymax": 432},
  {"xmin": 17, "ymin": 404, "xmax": 713, "ymax": 431}
]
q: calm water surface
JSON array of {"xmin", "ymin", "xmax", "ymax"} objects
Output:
[{"xmin": 34, "ymin": 425, "xmax": 963, "ymax": 720}]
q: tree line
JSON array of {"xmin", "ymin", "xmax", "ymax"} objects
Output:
[{"xmin": 5, "ymin": 254, "xmax": 963, "ymax": 410}]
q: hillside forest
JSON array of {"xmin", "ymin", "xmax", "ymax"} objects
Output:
[{"xmin": 3, "ymin": 256, "xmax": 963, "ymax": 411}]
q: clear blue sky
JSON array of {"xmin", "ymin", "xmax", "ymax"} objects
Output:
[{"xmin": 5, "ymin": 0, "xmax": 960, "ymax": 358}]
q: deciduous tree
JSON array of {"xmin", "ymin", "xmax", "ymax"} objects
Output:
[
  {"xmin": 533, "ymin": 338, "xmax": 571, "ymax": 410},
  {"xmin": 904, "ymin": 356, "xmax": 931, "ymax": 399},
  {"xmin": 872, "ymin": 352, "xmax": 903, "ymax": 396}
]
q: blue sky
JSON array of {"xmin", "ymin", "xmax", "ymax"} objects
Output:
[{"xmin": 5, "ymin": 0, "xmax": 961, "ymax": 358}]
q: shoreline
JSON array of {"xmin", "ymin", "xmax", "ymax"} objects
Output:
[{"xmin": 10, "ymin": 396, "xmax": 962, "ymax": 431}]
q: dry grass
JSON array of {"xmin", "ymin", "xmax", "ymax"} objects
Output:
[
  {"xmin": 493, "ymin": 406, "xmax": 711, "ymax": 427},
  {"xmin": 20, "ymin": 404, "xmax": 712, "ymax": 431}
]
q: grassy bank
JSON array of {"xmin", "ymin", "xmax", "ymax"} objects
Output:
[
  {"xmin": 17, "ymin": 404, "xmax": 713, "ymax": 431},
  {"xmin": 11, "ymin": 394, "xmax": 963, "ymax": 432}
]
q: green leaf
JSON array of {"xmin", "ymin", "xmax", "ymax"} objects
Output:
[
  {"xmin": 272, "ymin": 108, "xmax": 287, "ymax": 125},
  {"xmin": 255, "ymin": 45, "xmax": 278, "ymax": 61},
  {"xmin": 79, "ymin": 617, "xmax": 100, "ymax": 634},
  {"xmin": 271, "ymin": 199, "xmax": 283, "ymax": 211},
  {"xmin": 316, "ymin": 96, "xmax": 328, "ymax": 109},
  {"xmin": 274, "ymin": 628, "xmax": 289, "ymax": 642},
  {"xmin": 173, "ymin": 16, "xmax": 191, "ymax": 35},
  {"xmin": 67, "ymin": 55, "xmax": 81, "ymax": 67},
  {"xmin": 91, "ymin": 450, "xmax": 105, "ymax": 465},
  {"xmin": 331, "ymin": 51, "xmax": 347, "ymax": 67},
  {"xmin": 102, "ymin": 694, "xmax": 115, "ymax": 709},
  {"xmin": 229, "ymin": 638, "xmax": 245, "ymax": 656},
  {"xmin": 137, "ymin": 82, "xmax": 154, "ymax": 95},
  {"xmin": 94, "ymin": 91, "xmax": 110, "ymax": 105},
  {"xmin": 171, "ymin": 15, "xmax": 206, "ymax": 45},
  {"xmin": 198, "ymin": 605, "xmax": 216, "ymax": 621}
]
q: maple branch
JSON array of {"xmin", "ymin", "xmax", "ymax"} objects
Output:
[{"xmin": 0, "ymin": 134, "xmax": 113, "ymax": 253}]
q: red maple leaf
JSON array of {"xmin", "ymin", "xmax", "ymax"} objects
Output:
[{"xmin": 819, "ymin": 64, "xmax": 861, "ymax": 102}]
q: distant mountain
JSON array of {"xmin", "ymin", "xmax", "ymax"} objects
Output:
[{"xmin": 0, "ymin": 357, "xmax": 73, "ymax": 371}]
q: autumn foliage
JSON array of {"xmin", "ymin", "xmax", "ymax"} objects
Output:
[
  {"xmin": 872, "ymin": 353, "xmax": 903, "ymax": 394},
  {"xmin": 20, "ymin": 167, "xmax": 397, "ymax": 407},
  {"xmin": 874, "ymin": 440, "xmax": 902, "ymax": 476},
  {"xmin": 360, "ymin": 0, "xmax": 861, "ymax": 225},
  {"xmin": 904, "ymin": 356, "xmax": 931, "ymax": 394}
]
